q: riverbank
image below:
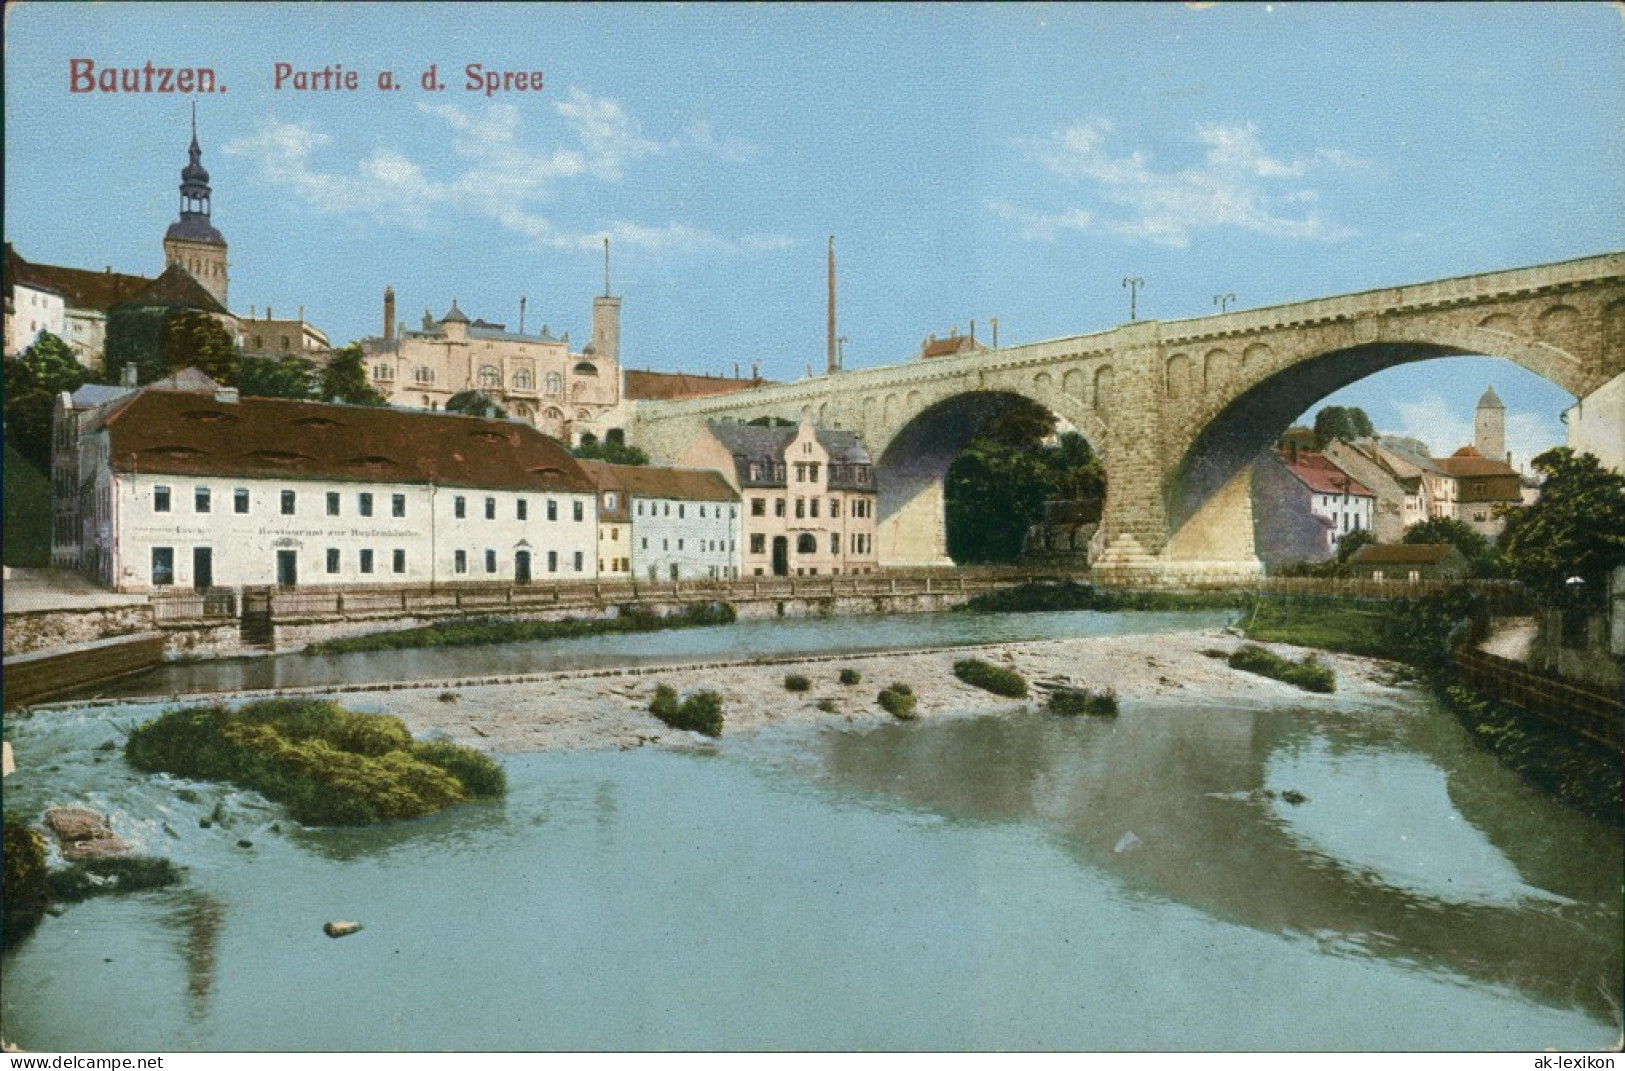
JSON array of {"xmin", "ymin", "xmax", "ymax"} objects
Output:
[{"xmin": 351, "ymin": 627, "xmax": 1413, "ymax": 755}]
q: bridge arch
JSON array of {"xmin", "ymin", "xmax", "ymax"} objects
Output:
[
  {"xmin": 1162, "ymin": 326, "xmax": 1585, "ymax": 571},
  {"xmin": 873, "ymin": 389, "xmax": 1108, "ymax": 567}
]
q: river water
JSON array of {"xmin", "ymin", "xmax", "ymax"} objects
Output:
[{"xmin": 4, "ymin": 612, "xmax": 1619, "ymax": 1051}]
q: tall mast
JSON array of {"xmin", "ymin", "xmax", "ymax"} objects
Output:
[{"xmin": 827, "ymin": 235, "xmax": 837, "ymax": 374}]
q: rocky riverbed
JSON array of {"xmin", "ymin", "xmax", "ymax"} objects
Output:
[{"xmin": 362, "ymin": 627, "xmax": 1417, "ymax": 754}]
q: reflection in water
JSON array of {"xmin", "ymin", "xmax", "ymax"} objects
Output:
[
  {"xmin": 815, "ymin": 705, "xmax": 1623, "ymax": 1024},
  {"xmin": 170, "ymin": 894, "xmax": 225, "ymax": 1020}
]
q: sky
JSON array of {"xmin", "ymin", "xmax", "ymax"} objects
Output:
[{"xmin": 5, "ymin": 2, "xmax": 1621, "ymax": 467}]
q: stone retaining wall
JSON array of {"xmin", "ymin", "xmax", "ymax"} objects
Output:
[{"xmin": 3, "ymin": 605, "xmax": 155, "ymax": 657}]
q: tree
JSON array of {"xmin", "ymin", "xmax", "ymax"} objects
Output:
[
  {"xmin": 1312, "ymin": 405, "xmax": 1375, "ymax": 448},
  {"xmin": 744, "ymin": 415, "xmax": 794, "ymax": 427},
  {"xmin": 318, "ymin": 344, "xmax": 387, "ymax": 406},
  {"xmin": 445, "ymin": 390, "xmax": 507, "ymax": 419},
  {"xmin": 18, "ymin": 331, "xmax": 87, "ymax": 393},
  {"xmin": 160, "ymin": 309, "xmax": 239, "ymax": 384},
  {"xmin": 1331, "ymin": 527, "xmax": 1377, "ymax": 568},
  {"xmin": 238, "ymin": 355, "xmax": 317, "ymax": 400},
  {"xmin": 572, "ymin": 439, "xmax": 650, "ymax": 466},
  {"xmin": 103, "ymin": 305, "xmax": 169, "ymax": 384},
  {"xmin": 1498, "ymin": 447, "xmax": 1625, "ymax": 608},
  {"xmin": 1403, "ymin": 516, "xmax": 1500, "ymax": 577},
  {"xmin": 4, "ymin": 332, "xmax": 88, "ymax": 473}
]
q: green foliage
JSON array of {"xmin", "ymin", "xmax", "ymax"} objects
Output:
[
  {"xmin": 103, "ymin": 305, "xmax": 169, "ymax": 384},
  {"xmin": 1332, "ymin": 528, "xmax": 1378, "ymax": 567},
  {"xmin": 238, "ymin": 354, "xmax": 317, "ymax": 399},
  {"xmin": 839, "ymin": 668, "xmax": 862, "ymax": 686},
  {"xmin": 124, "ymin": 699, "xmax": 502, "ymax": 826},
  {"xmin": 1312, "ymin": 405, "xmax": 1375, "ymax": 448},
  {"xmin": 877, "ymin": 684, "xmax": 917, "ymax": 720},
  {"xmin": 1497, "ymin": 447, "xmax": 1625, "ymax": 608},
  {"xmin": 961, "ymin": 580, "xmax": 1249, "ymax": 614},
  {"xmin": 18, "ymin": 331, "xmax": 88, "ymax": 392},
  {"xmin": 1403, "ymin": 516, "xmax": 1500, "ymax": 577},
  {"xmin": 816, "ymin": 698, "xmax": 839, "ymax": 713},
  {"xmin": 944, "ymin": 396, "xmax": 1106, "ymax": 563},
  {"xmin": 5, "ymin": 332, "xmax": 89, "ymax": 474},
  {"xmin": 446, "ymin": 390, "xmax": 508, "ymax": 419},
  {"xmin": 1047, "ymin": 687, "xmax": 1119, "ymax": 717},
  {"xmin": 3, "ymin": 820, "xmax": 51, "ymax": 940},
  {"xmin": 571, "ymin": 438, "xmax": 650, "ymax": 465},
  {"xmin": 783, "ymin": 674, "xmax": 811, "ymax": 692},
  {"xmin": 953, "ymin": 658, "xmax": 1029, "ymax": 698},
  {"xmin": 1227, "ymin": 645, "xmax": 1336, "ymax": 693},
  {"xmin": 1440, "ymin": 681, "xmax": 1621, "ymax": 824},
  {"xmin": 648, "ymin": 685, "xmax": 724, "ymax": 736},
  {"xmin": 305, "ymin": 601, "xmax": 737, "ymax": 654},
  {"xmin": 48, "ymin": 856, "xmax": 184, "ymax": 903},
  {"xmin": 161, "ymin": 308, "xmax": 239, "ymax": 384},
  {"xmin": 744, "ymin": 415, "xmax": 794, "ymax": 427},
  {"xmin": 319, "ymin": 343, "xmax": 388, "ymax": 407},
  {"xmin": 3, "ymin": 440, "xmax": 52, "ymax": 566}
]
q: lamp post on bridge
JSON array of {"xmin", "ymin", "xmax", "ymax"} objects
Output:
[
  {"xmin": 1214, "ymin": 293, "xmax": 1236, "ymax": 313},
  {"xmin": 1122, "ymin": 276, "xmax": 1145, "ymax": 321}
]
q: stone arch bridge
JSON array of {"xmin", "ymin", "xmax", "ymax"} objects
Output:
[{"xmin": 631, "ymin": 253, "xmax": 1625, "ymax": 581}]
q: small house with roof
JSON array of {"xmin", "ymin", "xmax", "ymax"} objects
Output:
[
  {"xmin": 1430, "ymin": 445, "xmax": 1524, "ymax": 538},
  {"xmin": 1253, "ymin": 447, "xmax": 1374, "ymax": 569},
  {"xmin": 578, "ymin": 460, "xmax": 741, "ymax": 581},
  {"xmin": 678, "ymin": 421, "xmax": 879, "ymax": 577},
  {"xmin": 70, "ymin": 388, "xmax": 598, "ymax": 591},
  {"xmin": 1348, "ymin": 543, "xmax": 1470, "ymax": 582}
]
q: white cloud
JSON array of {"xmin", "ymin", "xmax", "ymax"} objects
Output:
[
  {"xmin": 1389, "ymin": 392, "xmax": 1563, "ymax": 470},
  {"xmin": 225, "ymin": 93, "xmax": 789, "ymax": 256},
  {"xmin": 1004, "ymin": 120, "xmax": 1363, "ymax": 248}
]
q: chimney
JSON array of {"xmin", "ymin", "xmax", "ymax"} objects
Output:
[
  {"xmin": 383, "ymin": 286, "xmax": 396, "ymax": 342},
  {"xmin": 250, "ymin": 305, "xmax": 257, "ymax": 318},
  {"xmin": 266, "ymin": 306, "xmax": 273, "ymax": 320},
  {"xmin": 827, "ymin": 235, "xmax": 837, "ymax": 375},
  {"xmin": 970, "ymin": 319, "xmax": 975, "ymax": 343},
  {"xmin": 122, "ymin": 363, "xmax": 139, "ymax": 388}
]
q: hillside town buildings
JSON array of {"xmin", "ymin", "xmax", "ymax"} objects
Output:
[{"xmin": 679, "ymin": 422, "xmax": 879, "ymax": 577}]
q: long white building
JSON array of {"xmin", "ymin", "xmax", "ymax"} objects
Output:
[
  {"xmin": 578, "ymin": 460, "xmax": 741, "ymax": 582},
  {"xmin": 70, "ymin": 386, "xmax": 599, "ymax": 592}
]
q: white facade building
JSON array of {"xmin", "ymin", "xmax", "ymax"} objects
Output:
[
  {"xmin": 4, "ymin": 277, "xmax": 66, "ymax": 356},
  {"xmin": 578, "ymin": 460, "xmax": 741, "ymax": 581},
  {"xmin": 72, "ymin": 388, "xmax": 598, "ymax": 592}
]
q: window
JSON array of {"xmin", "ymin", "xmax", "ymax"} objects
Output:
[
  {"xmin": 605, "ymin": 492, "xmax": 618, "ymax": 510},
  {"xmin": 830, "ymin": 498, "xmax": 840, "ymax": 518},
  {"xmin": 454, "ymin": 496, "xmax": 466, "ymax": 519},
  {"xmin": 637, "ymin": 502, "xmax": 644, "ymax": 517},
  {"xmin": 194, "ymin": 486, "xmax": 211, "ymax": 513},
  {"xmin": 485, "ymin": 497, "xmax": 496, "ymax": 520},
  {"xmin": 358, "ymin": 493, "xmax": 374, "ymax": 517},
  {"xmin": 151, "ymin": 547, "xmax": 175, "ymax": 585},
  {"xmin": 831, "ymin": 533, "xmax": 840, "ymax": 555},
  {"xmin": 810, "ymin": 499, "xmax": 820, "ymax": 519},
  {"xmin": 281, "ymin": 490, "xmax": 296, "ymax": 515},
  {"xmin": 548, "ymin": 550, "xmax": 558, "ymax": 573},
  {"xmin": 234, "ymin": 488, "xmax": 250, "ymax": 514},
  {"xmin": 392, "ymin": 549, "xmax": 406, "ymax": 574},
  {"xmin": 517, "ymin": 499, "xmax": 528, "ymax": 521},
  {"xmin": 414, "ymin": 366, "xmax": 435, "ymax": 385},
  {"xmin": 454, "ymin": 550, "xmax": 467, "ymax": 574},
  {"xmin": 327, "ymin": 492, "xmax": 341, "ymax": 516},
  {"xmin": 545, "ymin": 371, "xmax": 563, "ymax": 396},
  {"xmin": 154, "ymin": 486, "xmax": 171, "ymax": 513},
  {"xmin": 573, "ymin": 551, "xmax": 584, "ymax": 572},
  {"xmin": 641, "ymin": 537, "xmax": 648, "ymax": 549},
  {"xmin": 573, "ymin": 501, "xmax": 584, "ymax": 522},
  {"xmin": 678, "ymin": 539, "xmax": 684, "ymax": 550},
  {"xmin": 795, "ymin": 498, "xmax": 805, "ymax": 519},
  {"xmin": 478, "ymin": 365, "xmax": 501, "ymax": 389},
  {"xmin": 750, "ymin": 534, "xmax": 766, "ymax": 554},
  {"xmin": 326, "ymin": 548, "xmax": 341, "ymax": 574},
  {"xmin": 797, "ymin": 533, "xmax": 817, "ymax": 554},
  {"xmin": 485, "ymin": 549, "xmax": 497, "ymax": 574},
  {"xmin": 392, "ymin": 494, "xmax": 406, "ymax": 518},
  {"xmin": 775, "ymin": 498, "xmax": 786, "ymax": 518},
  {"xmin": 748, "ymin": 463, "xmax": 761, "ymax": 481},
  {"xmin": 730, "ymin": 506, "xmax": 737, "ymax": 519},
  {"xmin": 547, "ymin": 500, "xmax": 558, "ymax": 521},
  {"xmin": 678, "ymin": 504, "xmax": 685, "ymax": 520},
  {"xmin": 359, "ymin": 549, "xmax": 374, "ymax": 574},
  {"xmin": 809, "ymin": 463, "xmax": 820, "ymax": 482},
  {"xmin": 372, "ymin": 364, "xmax": 394, "ymax": 381},
  {"xmin": 513, "ymin": 369, "xmax": 533, "ymax": 390}
]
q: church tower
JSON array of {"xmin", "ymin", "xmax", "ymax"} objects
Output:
[
  {"xmin": 162, "ymin": 106, "xmax": 229, "ymax": 308},
  {"xmin": 1474, "ymin": 385, "xmax": 1506, "ymax": 463}
]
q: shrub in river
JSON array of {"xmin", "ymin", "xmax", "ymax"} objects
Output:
[
  {"xmin": 953, "ymin": 659, "xmax": 1029, "ymax": 698},
  {"xmin": 437, "ymin": 691, "xmax": 459, "ymax": 704},
  {"xmin": 878, "ymin": 684, "xmax": 917, "ymax": 720},
  {"xmin": 784, "ymin": 674, "xmax": 812, "ymax": 693},
  {"xmin": 839, "ymin": 668, "xmax": 862, "ymax": 686},
  {"xmin": 305, "ymin": 600, "xmax": 738, "ymax": 654},
  {"xmin": 816, "ymin": 698, "xmax": 839, "ymax": 714},
  {"xmin": 48, "ymin": 856, "xmax": 184, "ymax": 903},
  {"xmin": 648, "ymin": 685, "xmax": 724, "ymax": 737},
  {"xmin": 3, "ymin": 820, "xmax": 51, "ymax": 941},
  {"xmin": 1048, "ymin": 687, "xmax": 1118, "ymax": 717},
  {"xmin": 124, "ymin": 699, "xmax": 503, "ymax": 826},
  {"xmin": 1226, "ymin": 645, "xmax": 1336, "ymax": 693}
]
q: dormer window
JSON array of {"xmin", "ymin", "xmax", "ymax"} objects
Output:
[{"xmin": 573, "ymin": 361, "xmax": 598, "ymax": 376}]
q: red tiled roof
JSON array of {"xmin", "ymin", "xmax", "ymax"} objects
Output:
[
  {"xmin": 6, "ymin": 246, "xmax": 152, "ymax": 311},
  {"xmin": 1432, "ymin": 446, "xmax": 1519, "ymax": 479},
  {"xmin": 1277, "ymin": 450, "xmax": 1373, "ymax": 497},
  {"xmin": 624, "ymin": 370, "xmax": 771, "ymax": 401},
  {"xmin": 919, "ymin": 335, "xmax": 984, "ymax": 359},
  {"xmin": 102, "ymin": 390, "xmax": 595, "ymax": 494},
  {"xmin": 577, "ymin": 459, "xmax": 737, "ymax": 504}
]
